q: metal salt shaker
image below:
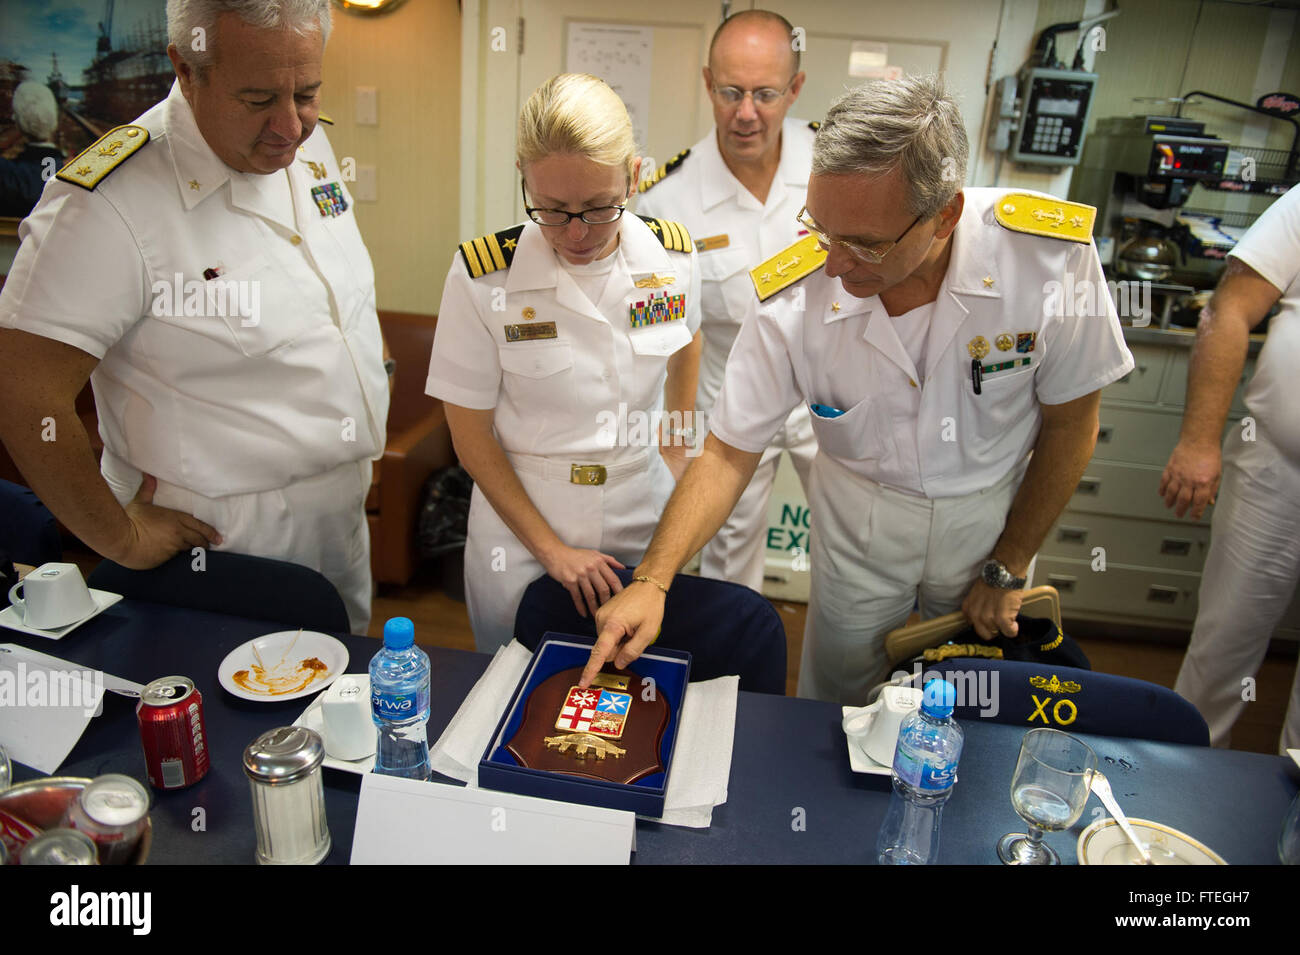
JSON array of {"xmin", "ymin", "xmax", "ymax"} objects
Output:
[{"xmin": 242, "ymin": 726, "xmax": 331, "ymax": 865}]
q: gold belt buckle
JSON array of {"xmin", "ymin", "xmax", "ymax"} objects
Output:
[{"xmin": 570, "ymin": 464, "xmax": 607, "ymax": 486}]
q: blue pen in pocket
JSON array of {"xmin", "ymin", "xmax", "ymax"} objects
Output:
[{"xmin": 810, "ymin": 402, "xmax": 845, "ymax": 419}]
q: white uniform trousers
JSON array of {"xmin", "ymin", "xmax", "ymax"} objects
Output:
[
  {"xmin": 798, "ymin": 452, "xmax": 1031, "ymax": 705},
  {"xmin": 1174, "ymin": 429, "xmax": 1300, "ymax": 753},
  {"xmin": 102, "ymin": 450, "xmax": 374, "ymax": 635},
  {"xmin": 700, "ymin": 407, "xmax": 816, "ymax": 592},
  {"xmin": 463, "ymin": 450, "xmax": 673, "ymax": 654}
]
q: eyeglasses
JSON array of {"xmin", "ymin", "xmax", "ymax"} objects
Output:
[
  {"xmin": 797, "ymin": 206, "xmax": 923, "ymax": 264},
  {"xmin": 710, "ymin": 77, "xmax": 796, "ymax": 107},
  {"xmin": 521, "ymin": 179, "xmax": 627, "ymax": 226}
]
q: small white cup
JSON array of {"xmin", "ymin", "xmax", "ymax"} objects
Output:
[
  {"xmin": 843, "ymin": 685, "xmax": 923, "ymax": 766},
  {"xmin": 320, "ymin": 676, "xmax": 377, "ymax": 761},
  {"xmin": 7, "ymin": 563, "xmax": 96, "ymax": 631}
]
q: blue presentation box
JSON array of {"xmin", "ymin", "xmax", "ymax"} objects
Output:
[{"xmin": 479, "ymin": 633, "xmax": 691, "ymax": 817}]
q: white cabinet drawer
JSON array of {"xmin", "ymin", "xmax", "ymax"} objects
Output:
[
  {"xmin": 1037, "ymin": 557, "xmax": 1201, "ymax": 623},
  {"xmin": 1041, "ymin": 511, "xmax": 1212, "ymax": 573}
]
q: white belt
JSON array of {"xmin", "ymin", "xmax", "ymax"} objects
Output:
[{"xmin": 506, "ymin": 450, "xmax": 650, "ymax": 486}]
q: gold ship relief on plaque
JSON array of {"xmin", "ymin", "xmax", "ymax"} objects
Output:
[{"xmin": 544, "ymin": 672, "xmax": 632, "ymax": 761}]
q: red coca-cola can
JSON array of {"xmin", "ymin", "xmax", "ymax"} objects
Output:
[{"xmin": 137, "ymin": 676, "xmax": 210, "ymax": 789}]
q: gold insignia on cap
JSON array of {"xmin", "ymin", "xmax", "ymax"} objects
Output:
[
  {"xmin": 968, "ymin": 336, "xmax": 990, "ymax": 360},
  {"xmin": 56, "ymin": 124, "xmax": 149, "ymax": 191},
  {"xmin": 994, "ymin": 192, "xmax": 1095, "ymax": 243},
  {"xmin": 995, "ymin": 333, "xmax": 1014, "ymax": 352},
  {"xmin": 750, "ymin": 234, "xmax": 828, "ymax": 302}
]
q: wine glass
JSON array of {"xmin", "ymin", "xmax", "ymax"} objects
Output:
[{"xmin": 997, "ymin": 728, "xmax": 1097, "ymax": 865}]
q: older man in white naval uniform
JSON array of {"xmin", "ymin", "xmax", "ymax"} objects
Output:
[
  {"xmin": 0, "ymin": 0, "xmax": 388, "ymax": 633},
  {"xmin": 637, "ymin": 9, "xmax": 817, "ymax": 593},
  {"xmin": 585, "ymin": 75, "xmax": 1134, "ymax": 701}
]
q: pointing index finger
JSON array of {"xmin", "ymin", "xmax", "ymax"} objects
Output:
[{"xmin": 580, "ymin": 624, "xmax": 622, "ymax": 687}]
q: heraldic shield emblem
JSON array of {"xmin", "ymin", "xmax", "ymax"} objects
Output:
[{"xmin": 505, "ymin": 666, "xmax": 670, "ymax": 785}]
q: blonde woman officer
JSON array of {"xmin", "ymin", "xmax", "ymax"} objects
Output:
[{"xmin": 426, "ymin": 74, "xmax": 702, "ymax": 653}]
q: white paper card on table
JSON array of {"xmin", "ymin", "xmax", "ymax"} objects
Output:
[
  {"xmin": 0, "ymin": 643, "xmax": 108, "ymax": 773},
  {"xmin": 350, "ymin": 773, "xmax": 634, "ymax": 864}
]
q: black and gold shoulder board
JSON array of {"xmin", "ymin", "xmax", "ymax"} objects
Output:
[
  {"xmin": 318, "ymin": 113, "xmax": 335, "ymax": 125},
  {"xmin": 636, "ymin": 215, "xmax": 692, "ymax": 253},
  {"xmin": 55, "ymin": 125, "xmax": 149, "ymax": 191},
  {"xmin": 459, "ymin": 223, "xmax": 526, "ymax": 278},
  {"xmin": 638, "ymin": 149, "xmax": 690, "ymax": 194},
  {"xmin": 808, "ymin": 120, "xmax": 821, "ymax": 132}
]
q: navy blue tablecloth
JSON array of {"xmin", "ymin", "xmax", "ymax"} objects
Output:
[{"xmin": 5, "ymin": 598, "xmax": 1296, "ymax": 864}]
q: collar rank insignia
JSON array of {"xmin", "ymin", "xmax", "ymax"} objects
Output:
[
  {"xmin": 459, "ymin": 223, "xmax": 525, "ymax": 278},
  {"xmin": 56, "ymin": 124, "xmax": 149, "ymax": 191},
  {"xmin": 750, "ymin": 234, "xmax": 828, "ymax": 302},
  {"xmin": 637, "ymin": 215, "xmax": 693, "ymax": 252},
  {"xmin": 544, "ymin": 672, "xmax": 632, "ymax": 761},
  {"xmin": 994, "ymin": 192, "xmax": 1095, "ymax": 243},
  {"xmin": 637, "ymin": 148, "xmax": 690, "ymax": 193}
]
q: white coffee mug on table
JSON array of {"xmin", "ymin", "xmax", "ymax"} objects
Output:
[
  {"xmin": 843, "ymin": 684, "xmax": 924, "ymax": 766},
  {"xmin": 6, "ymin": 562, "xmax": 97, "ymax": 631}
]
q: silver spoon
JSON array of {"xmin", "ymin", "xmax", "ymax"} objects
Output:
[{"xmin": 1091, "ymin": 771, "xmax": 1152, "ymax": 864}]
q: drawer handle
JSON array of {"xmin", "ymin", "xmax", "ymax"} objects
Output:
[
  {"xmin": 1147, "ymin": 585, "xmax": 1179, "ymax": 604},
  {"xmin": 1058, "ymin": 526, "xmax": 1088, "ymax": 543},
  {"xmin": 1047, "ymin": 574, "xmax": 1077, "ymax": 592},
  {"xmin": 1097, "ymin": 425, "xmax": 1114, "ymax": 442},
  {"xmin": 1160, "ymin": 538, "xmax": 1192, "ymax": 556},
  {"xmin": 1076, "ymin": 478, "xmax": 1101, "ymax": 495}
]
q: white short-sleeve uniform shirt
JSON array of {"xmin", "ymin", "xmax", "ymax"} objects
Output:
[
  {"xmin": 710, "ymin": 187, "xmax": 1135, "ymax": 497},
  {"xmin": 425, "ymin": 214, "xmax": 701, "ymax": 651},
  {"xmin": 0, "ymin": 82, "xmax": 389, "ymax": 497}
]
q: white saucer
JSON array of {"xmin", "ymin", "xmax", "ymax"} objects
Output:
[
  {"xmin": 0, "ymin": 589, "xmax": 123, "ymax": 640},
  {"xmin": 217, "ymin": 631, "xmax": 348, "ymax": 702},
  {"xmin": 293, "ymin": 675, "xmax": 377, "ymax": 774},
  {"xmin": 841, "ymin": 705, "xmax": 892, "ymax": 777},
  {"xmin": 1077, "ymin": 817, "xmax": 1226, "ymax": 865}
]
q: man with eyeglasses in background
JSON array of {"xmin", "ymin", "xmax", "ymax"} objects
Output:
[
  {"xmin": 585, "ymin": 75, "xmax": 1134, "ymax": 703},
  {"xmin": 636, "ymin": 9, "xmax": 817, "ymax": 596}
]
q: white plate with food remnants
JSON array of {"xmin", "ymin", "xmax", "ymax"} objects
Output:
[{"xmin": 218, "ymin": 630, "xmax": 349, "ymax": 702}]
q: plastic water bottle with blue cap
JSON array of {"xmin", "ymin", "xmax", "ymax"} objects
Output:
[
  {"xmin": 369, "ymin": 617, "xmax": 431, "ymax": 780},
  {"xmin": 876, "ymin": 677, "xmax": 965, "ymax": 864}
]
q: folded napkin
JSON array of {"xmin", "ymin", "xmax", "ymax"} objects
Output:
[{"xmin": 429, "ymin": 641, "xmax": 737, "ymax": 828}]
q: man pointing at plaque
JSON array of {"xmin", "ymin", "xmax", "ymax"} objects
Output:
[
  {"xmin": 0, "ymin": 0, "xmax": 387, "ymax": 633},
  {"xmin": 588, "ymin": 75, "xmax": 1133, "ymax": 703}
]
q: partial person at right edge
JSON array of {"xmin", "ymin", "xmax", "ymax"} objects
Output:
[{"xmin": 1161, "ymin": 185, "xmax": 1300, "ymax": 755}]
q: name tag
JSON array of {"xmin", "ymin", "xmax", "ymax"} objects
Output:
[
  {"xmin": 505, "ymin": 322, "xmax": 558, "ymax": 342},
  {"xmin": 695, "ymin": 234, "xmax": 729, "ymax": 252},
  {"xmin": 629, "ymin": 291, "xmax": 686, "ymax": 329}
]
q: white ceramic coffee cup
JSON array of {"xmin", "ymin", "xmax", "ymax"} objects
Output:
[
  {"xmin": 320, "ymin": 676, "xmax": 377, "ymax": 761},
  {"xmin": 7, "ymin": 563, "xmax": 97, "ymax": 631},
  {"xmin": 843, "ymin": 684, "xmax": 923, "ymax": 766}
]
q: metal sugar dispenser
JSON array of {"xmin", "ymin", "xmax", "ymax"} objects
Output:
[{"xmin": 243, "ymin": 726, "xmax": 331, "ymax": 865}]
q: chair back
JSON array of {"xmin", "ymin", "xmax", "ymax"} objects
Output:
[
  {"xmin": 86, "ymin": 551, "xmax": 351, "ymax": 633},
  {"xmin": 914, "ymin": 658, "xmax": 1209, "ymax": 746},
  {"xmin": 0, "ymin": 479, "xmax": 62, "ymax": 566},
  {"xmin": 514, "ymin": 570, "xmax": 787, "ymax": 694}
]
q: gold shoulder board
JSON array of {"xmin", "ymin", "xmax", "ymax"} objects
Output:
[
  {"xmin": 638, "ymin": 148, "xmax": 690, "ymax": 194},
  {"xmin": 55, "ymin": 125, "xmax": 149, "ymax": 191},
  {"xmin": 637, "ymin": 215, "xmax": 692, "ymax": 253},
  {"xmin": 318, "ymin": 113, "xmax": 335, "ymax": 125},
  {"xmin": 459, "ymin": 223, "xmax": 525, "ymax": 278},
  {"xmin": 994, "ymin": 192, "xmax": 1095, "ymax": 243},
  {"xmin": 750, "ymin": 234, "xmax": 828, "ymax": 301}
]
